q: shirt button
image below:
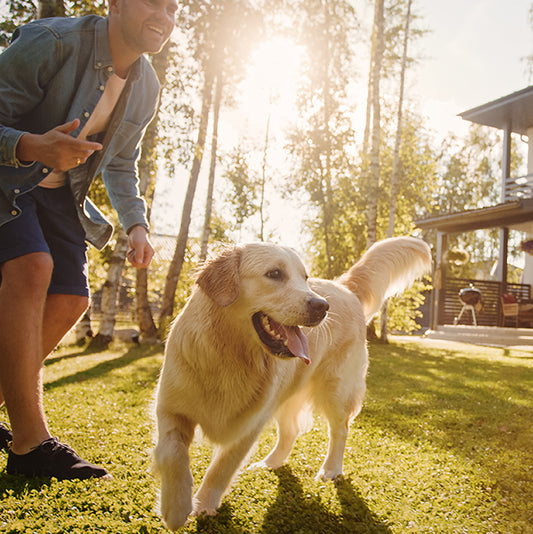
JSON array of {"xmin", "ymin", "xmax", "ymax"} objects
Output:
[
  {"xmin": 99, "ymin": 85, "xmax": 105, "ymax": 91},
  {"xmin": 11, "ymin": 210, "xmax": 18, "ymax": 216},
  {"xmin": 107, "ymin": 66, "xmax": 113, "ymax": 73},
  {"xmin": 84, "ymin": 111, "xmax": 90, "ymax": 118},
  {"xmin": 13, "ymin": 188, "xmax": 20, "ymax": 194},
  {"xmin": 42, "ymin": 168, "xmax": 49, "ymax": 174},
  {"xmin": 96, "ymin": 61, "xmax": 102, "ymax": 67}
]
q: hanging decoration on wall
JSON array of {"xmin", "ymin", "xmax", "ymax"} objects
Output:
[
  {"xmin": 445, "ymin": 248, "xmax": 470, "ymax": 266},
  {"xmin": 519, "ymin": 240, "xmax": 533, "ymax": 255}
]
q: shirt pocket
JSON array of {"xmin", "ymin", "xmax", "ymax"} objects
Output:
[{"xmin": 109, "ymin": 119, "xmax": 143, "ymax": 159}]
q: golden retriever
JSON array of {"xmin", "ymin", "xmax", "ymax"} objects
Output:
[{"xmin": 153, "ymin": 236, "xmax": 431, "ymax": 530}]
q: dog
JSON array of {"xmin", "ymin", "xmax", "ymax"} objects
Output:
[{"xmin": 153, "ymin": 236, "xmax": 431, "ymax": 530}]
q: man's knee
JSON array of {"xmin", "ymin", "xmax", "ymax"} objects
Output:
[
  {"xmin": 1, "ymin": 253, "xmax": 53, "ymax": 295},
  {"xmin": 47, "ymin": 294, "xmax": 89, "ymax": 326},
  {"xmin": 71, "ymin": 295, "xmax": 90, "ymax": 320}
]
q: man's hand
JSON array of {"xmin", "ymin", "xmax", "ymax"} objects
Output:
[
  {"xmin": 16, "ymin": 119, "xmax": 103, "ymax": 171},
  {"xmin": 126, "ymin": 226, "xmax": 154, "ymax": 268}
]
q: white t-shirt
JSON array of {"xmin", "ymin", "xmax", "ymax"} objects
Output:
[{"xmin": 39, "ymin": 73, "xmax": 127, "ymax": 188}]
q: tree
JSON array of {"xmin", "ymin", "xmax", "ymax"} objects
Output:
[
  {"xmin": 38, "ymin": 0, "xmax": 65, "ymax": 17},
  {"xmin": 380, "ymin": 0, "xmax": 413, "ymax": 342},
  {"xmin": 223, "ymin": 146, "xmax": 260, "ymax": 235},
  {"xmin": 135, "ymin": 40, "xmax": 173, "ymax": 343},
  {"xmin": 365, "ymin": 0, "xmax": 385, "ymax": 249},
  {"xmin": 158, "ymin": 66, "xmax": 215, "ymax": 328},
  {"xmin": 92, "ymin": 228, "xmax": 129, "ymax": 347},
  {"xmin": 158, "ymin": 0, "xmax": 263, "ymax": 327},
  {"xmin": 199, "ymin": 71, "xmax": 223, "ymax": 261},
  {"xmin": 286, "ymin": 0, "xmax": 358, "ymax": 278}
]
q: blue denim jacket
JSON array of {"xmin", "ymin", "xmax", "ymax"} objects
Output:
[{"xmin": 0, "ymin": 15, "xmax": 159, "ymax": 249}]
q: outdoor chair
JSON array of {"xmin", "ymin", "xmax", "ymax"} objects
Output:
[{"xmin": 500, "ymin": 295, "xmax": 533, "ymax": 328}]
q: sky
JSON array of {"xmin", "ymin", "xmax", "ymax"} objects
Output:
[
  {"xmin": 413, "ymin": 0, "xmax": 532, "ymax": 138},
  {"xmin": 150, "ymin": 0, "xmax": 533, "ymax": 249}
]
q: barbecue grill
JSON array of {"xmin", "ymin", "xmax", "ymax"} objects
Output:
[{"xmin": 454, "ymin": 285, "xmax": 482, "ymax": 326}]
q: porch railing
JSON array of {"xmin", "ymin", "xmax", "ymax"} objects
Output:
[
  {"xmin": 504, "ymin": 173, "xmax": 533, "ymax": 202},
  {"xmin": 438, "ymin": 277, "xmax": 531, "ymax": 327}
]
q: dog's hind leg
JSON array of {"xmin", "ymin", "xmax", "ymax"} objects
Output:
[
  {"xmin": 315, "ymin": 347, "xmax": 367, "ymax": 481},
  {"xmin": 153, "ymin": 412, "xmax": 196, "ymax": 531},
  {"xmin": 193, "ymin": 427, "xmax": 262, "ymax": 517}
]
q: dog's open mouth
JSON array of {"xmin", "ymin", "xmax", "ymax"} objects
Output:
[{"xmin": 252, "ymin": 312, "xmax": 310, "ymax": 365}]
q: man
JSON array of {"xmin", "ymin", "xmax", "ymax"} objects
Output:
[{"xmin": 0, "ymin": 0, "xmax": 177, "ymax": 480}]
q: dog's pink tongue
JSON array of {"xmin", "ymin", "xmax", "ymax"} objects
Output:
[{"xmin": 284, "ymin": 326, "xmax": 311, "ymax": 365}]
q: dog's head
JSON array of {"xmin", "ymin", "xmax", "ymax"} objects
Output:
[{"xmin": 196, "ymin": 243, "xmax": 329, "ymax": 364}]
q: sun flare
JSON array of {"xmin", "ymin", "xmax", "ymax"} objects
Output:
[{"xmin": 238, "ymin": 35, "xmax": 305, "ymax": 127}]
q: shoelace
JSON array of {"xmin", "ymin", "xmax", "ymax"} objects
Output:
[{"xmin": 34, "ymin": 437, "xmax": 78, "ymax": 458}]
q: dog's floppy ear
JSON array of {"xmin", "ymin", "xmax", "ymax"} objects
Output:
[{"xmin": 196, "ymin": 246, "xmax": 242, "ymax": 307}]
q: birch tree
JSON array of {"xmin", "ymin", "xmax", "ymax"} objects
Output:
[
  {"xmin": 380, "ymin": 0, "xmax": 413, "ymax": 342},
  {"xmin": 158, "ymin": 0, "xmax": 262, "ymax": 326},
  {"xmin": 92, "ymin": 228, "xmax": 129, "ymax": 347},
  {"xmin": 135, "ymin": 41, "xmax": 173, "ymax": 343},
  {"xmin": 286, "ymin": 0, "xmax": 358, "ymax": 277},
  {"xmin": 365, "ymin": 0, "xmax": 385, "ymax": 249}
]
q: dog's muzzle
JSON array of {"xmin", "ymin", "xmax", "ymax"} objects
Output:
[{"xmin": 252, "ymin": 296, "xmax": 328, "ymax": 365}]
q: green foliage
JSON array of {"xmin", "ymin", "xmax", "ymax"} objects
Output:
[
  {"xmin": 0, "ymin": 1, "xmax": 35, "ymax": 47},
  {"xmin": 1, "ymin": 338, "xmax": 531, "ymax": 532},
  {"xmin": 223, "ymin": 146, "xmax": 260, "ymax": 230},
  {"xmin": 385, "ymin": 277, "xmax": 431, "ymax": 334}
]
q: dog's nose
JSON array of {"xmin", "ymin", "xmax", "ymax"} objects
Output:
[{"xmin": 307, "ymin": 296, "xmax": 329, "ymax": 322}]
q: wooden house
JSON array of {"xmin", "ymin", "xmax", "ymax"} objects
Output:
[{"xmin": 416, "ymin": 86, "xmax": 533, "ymax": 340}]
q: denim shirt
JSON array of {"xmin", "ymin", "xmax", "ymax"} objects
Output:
[{"xmin": 0, "ymin": 15, "xmax": 159, "ymax": 249}]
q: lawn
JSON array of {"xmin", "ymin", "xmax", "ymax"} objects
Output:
[{"xmin": 0, "ymin": 337, "xmax": 531, "ymax": 533}]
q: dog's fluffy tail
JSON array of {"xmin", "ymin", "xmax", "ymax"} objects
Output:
[{"xmin": 337, "ymin": 236, "xmax": 432, "ymax": 322}]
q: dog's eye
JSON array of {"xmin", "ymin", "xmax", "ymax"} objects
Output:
[{"xmin": 265, "ymin": 269, "xmax": 283, "ymax": 280}]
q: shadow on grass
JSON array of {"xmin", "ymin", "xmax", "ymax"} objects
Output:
[
  {"xmin": 194, "ymin": 502, "xmax": 248, "ymax": 533},
  {"xmin": 364, "ymin": 340, "xmax": 533, "ymax": 495},
  {"xmin": 0, "ymin": 470, "xmax": 54, "ymax": 498},
  {"xmin": 43, "ymin": 343, "xmax": 163, "ymax": 392},
  {"xmin": 259, "ymin": 467, "xmax": 391, "ymax": 534}
]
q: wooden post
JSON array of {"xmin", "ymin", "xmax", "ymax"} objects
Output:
[{"xmin": 431, "ymin": 231, "xmax": 447, "ymax": 330}]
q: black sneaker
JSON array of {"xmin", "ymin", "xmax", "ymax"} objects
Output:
[
  {"xmin": 0, "ymin": 423, "xmax": 12, "ymax": 451},
  {"xmin": 6, "ymin": 437, "xmax": 110, "ymax": 480}
]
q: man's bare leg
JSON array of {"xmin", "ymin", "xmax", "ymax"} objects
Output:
[{"xmin": 0, "ymin": 253, "xmax": 88, "ymax": 454}]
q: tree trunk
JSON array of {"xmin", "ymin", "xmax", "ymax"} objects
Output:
[
  {"xmin": 381, "ymin": 0, "xmax": 413, "ymax": 343},
  {"xmin": 73, "ymin": 310, "xmax": 93, "ymax": 344},
  {"xmin": 135, "ymin": 41, "xmax": 172, "ymax": 342},
  {"xmin": 386, "ymin": 0, "xmax": 412, "ymax": 239},
  {"xmin": 92, "ymin": 228, "xmax": 129, "ymax": 347},
  {"xmin": 199, "ymin": 71, "xmax": 223, "ymax": 262},
  {"xmin": 322, "ymin": 0, "xmax": 334, "ymax": 278},
  {"xmin": 259, "ymin": 112, "xmax": 270, "ymax": 242},
  {"xmin": 158, "ymin": 69, "xmax": 215, "ymax": 328},
  {"xmin": 38, "ymin": 0, "xmax": 65, "ymax": 18},
  {"xmin": 365, "ymin": 0, "xmax": 385, "ymax": 250}
]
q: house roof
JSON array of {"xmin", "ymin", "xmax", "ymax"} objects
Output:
[
  {"xmin": 459, "ymin": 85, "xmax": 533, "ymax": 135},
  {"xmin": 415, "ymin": 198, "xmax": 533, "ymax": 234}
]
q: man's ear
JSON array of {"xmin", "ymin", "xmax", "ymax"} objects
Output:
[{"xmin": 196, "ymin": 246, "xmax": 242, "ymax": 307}]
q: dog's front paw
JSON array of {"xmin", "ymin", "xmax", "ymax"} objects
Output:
[
  {"xmin": 158, "ymin": 484, "xmax": 193, "ymax": 530},
  {"xmin": 317, "ymin": 467, "xmax": 343, "ymax": 482},
  {"xmin": 248, "ymin": 459, "xmax": 273, "ymax": 471},
  {"xmin": 161, "ymin": 504, "xmax": 191, "ymax": 531},
  {"xmin": 192, "ymin": 488, "xmax": 223, "ymax": 518}
]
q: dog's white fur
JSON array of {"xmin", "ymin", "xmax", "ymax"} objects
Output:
[{"xmin": 153, "ymin": 237, "xmax": 431, "ymax": 530}]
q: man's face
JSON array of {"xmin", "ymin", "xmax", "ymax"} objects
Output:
[{"xmin": 112, "ymin": 0, "xmax": 177, "ymax": 55}]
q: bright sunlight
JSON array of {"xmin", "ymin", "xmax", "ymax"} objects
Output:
[{"xmin": 237, "ymin": 35, "xmax": 305, "ymax": 133}]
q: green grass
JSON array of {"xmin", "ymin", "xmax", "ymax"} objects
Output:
[{"xmin": 1, "ymin": 337, "xmax": 532, "ymax": 533}]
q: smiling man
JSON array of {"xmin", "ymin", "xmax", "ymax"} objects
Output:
[{"xmin": 0, "ymin": 0, "xmax": 177, "ymax": 480}]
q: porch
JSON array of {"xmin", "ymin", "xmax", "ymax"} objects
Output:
[
  {"xmin": 416, "ymin": 85, "xmax": 533, "ymax": 346},
  {"xmin": 423, "ymin": 324, "xmax": 533, "ymax": 347}
]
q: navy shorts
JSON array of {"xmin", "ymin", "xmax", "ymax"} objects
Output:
[{"xmin": 0, "ymin": 186, "xmax": 89, "ymax": 297}]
